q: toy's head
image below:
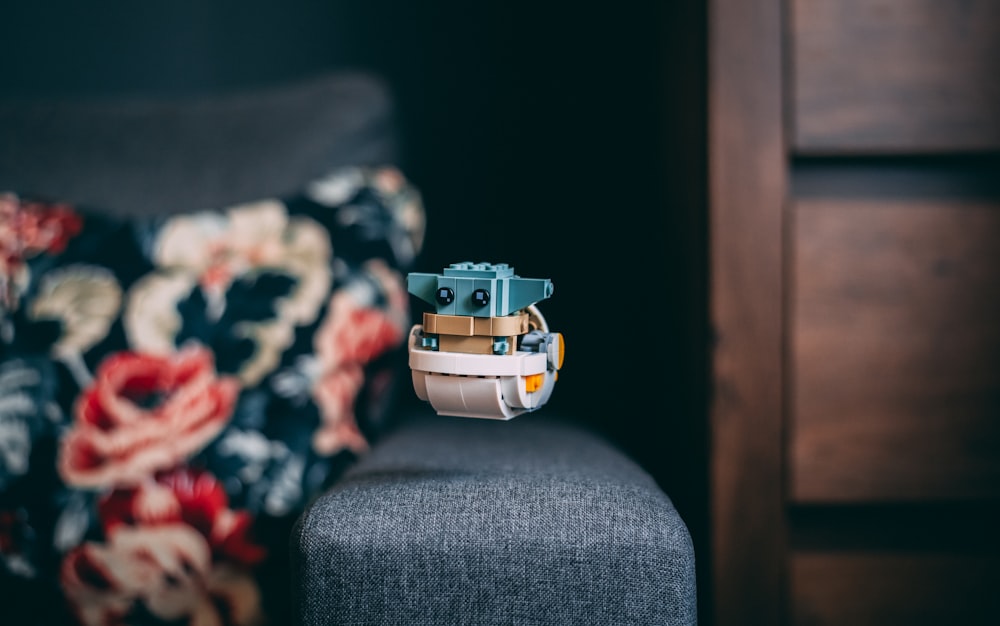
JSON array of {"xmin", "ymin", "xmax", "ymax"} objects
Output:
[{"xmin": 407, "ymin": 261, "xmax": 553, "ymax": 317}]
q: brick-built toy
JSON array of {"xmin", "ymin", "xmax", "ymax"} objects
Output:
[{"xmin": 407, "ymin": 262, "xmax": 565, "ymax": 419}]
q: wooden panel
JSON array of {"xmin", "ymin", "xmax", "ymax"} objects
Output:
[
  {"xmin": 709, "ymin": 0, "xmax": 787, "ymax": 623},
  {"xmin": 791, "ymin": 0, "xmax": 1000, "ymax": 154},
  {"xmin": 791, "ymin": 200, "xmax": 1000, "ymax": 502},
  {"xmin": 791, "ymin": 553, "xmax": 1000, "ymax": 626}
]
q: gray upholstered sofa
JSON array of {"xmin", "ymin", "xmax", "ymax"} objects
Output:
[
  {"xmin": 0, "ymin": 72, "xmax": 696, "ymax": 626},
  {"xmin": 293, "ymin": 410, "xmax": 697, "ymax": 625}
]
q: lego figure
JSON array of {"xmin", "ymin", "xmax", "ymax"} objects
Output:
[{"xmin": 407, "ymin": 262, "xmax": 564, "ymax": 419}]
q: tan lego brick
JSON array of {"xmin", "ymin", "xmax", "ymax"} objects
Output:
[
  {"xmin": 423, "ymin": 313, "xmax": 475, "ymax": 335},
  {"xmin": 423, "ymin": 312, "xmax": 529, "ymax": 337},
  {"xmin": 439, "ymin": 334, "xmax": 516, "ymax": 355},
  {"xmin": 474, "ymin": 313, "xmax": 530, "ymax": 337}
]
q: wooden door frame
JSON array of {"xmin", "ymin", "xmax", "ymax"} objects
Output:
[{"xmin": 708, "ymin": 0, "xmax": 788, "ymax": 624}]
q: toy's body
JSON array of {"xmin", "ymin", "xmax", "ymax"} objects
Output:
[{"xmin": 407, "ymin": 262, "xmax": 564, "ymax": 419}]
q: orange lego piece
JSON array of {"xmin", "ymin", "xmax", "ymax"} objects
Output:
[{"xmin": 525, "ymin": 373, "xmax": 543, "ymax": 393}]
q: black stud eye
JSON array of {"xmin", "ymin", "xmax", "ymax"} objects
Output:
[
  {"xmin": 435, "ymin": 287, "xmax": 454, "ymax": 305},
  {"xmin": 472, "ymin": 289, "xmax": 490, "ymax": 307}
]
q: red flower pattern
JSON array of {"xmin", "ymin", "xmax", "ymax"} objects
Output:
[
  {"xmin": 311, "ymin": 261, "xmax": 409, "ymax": 455},
  {"xmin": 61, "ymin": 468, "xmax": 264, "ymax": 626},
  {"xmin": 59, "ymin": 345, "xmax": 239, "ymax": 488},
  {"xmin": 0, "ymin": 194, "xmax": 83, "ymax": 307}
]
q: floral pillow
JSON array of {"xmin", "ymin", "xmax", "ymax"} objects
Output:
[{"xmin": 0, "ymin": 166, "xmax": 425, "ymax": 625}]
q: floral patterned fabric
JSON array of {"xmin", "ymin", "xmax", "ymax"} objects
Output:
[{"xmin": 0, "ymin": 166, "xmax": 425, "ymax": 625}]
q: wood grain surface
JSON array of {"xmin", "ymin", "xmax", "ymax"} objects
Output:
[
  {"xmin": 791, "ymin": 0, "xmax": 1000, "ymax": 154},
  {"xmin": 791, "ymin": 199, "xmax": 1000, "ymax": 502},
  {"xmin": 709, "ymin": 0, "xmax": 788, "ymax": 623},
  {"xmin": 791, "ymin": 552, "xmax": 1000, "ymax": 625}
]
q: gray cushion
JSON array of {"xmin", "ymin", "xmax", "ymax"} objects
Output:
[
  {"xmin": 0, "ymin": 71, "xmax": 395, "ymax": 217},
  {"xmin": 292, "ymin": 411, "xmax": 697, "ymax": 626}
]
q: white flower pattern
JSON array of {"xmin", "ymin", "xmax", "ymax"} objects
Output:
[{"xmin": 125, "ymin": 200, "xmax": 332, "ymax": 386}]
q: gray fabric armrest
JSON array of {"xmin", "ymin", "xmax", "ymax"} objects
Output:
[{"xmin": 292, "ymin": 411, "xmax": 697, "ymax": 626}]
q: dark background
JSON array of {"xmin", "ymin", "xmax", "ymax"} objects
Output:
[{"xmin": 2, "ymin": 0, "xmax": 709, "ymax": 616}]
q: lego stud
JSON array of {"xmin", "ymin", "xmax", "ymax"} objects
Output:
[
  {"xmin": 471, "ymin": 288, "xmax": 490, "ymax": 307},
  {"xmin": 436, "ymin": 287, "xmax": 455, "ymax": 305}
]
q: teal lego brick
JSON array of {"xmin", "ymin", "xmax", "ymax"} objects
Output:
[
  {"xmin": 442, "ymin": 261, "xmax": 515, "ymax": 279},
  {"xmin": 434, "ymin": 277, "xmax": 458, "ymax": 316},
  {"xmin": 507, "ymin": 278, "xmax": 553, "ymax": 314},
  {"xmin": 407, "ymin": 262, "xmax": 553, "ymax": 317},
  {"xmin": 468, "ymin": 278, "xmax": 497, "ymax": 316},
  {"xmin": 407, "ymin": 273, "xmax": 439, "ymax": 306}
]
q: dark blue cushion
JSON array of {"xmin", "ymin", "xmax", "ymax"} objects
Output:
[{"xmin": 0, "ymin": 72, "xmax": 425, "ymax": 626}]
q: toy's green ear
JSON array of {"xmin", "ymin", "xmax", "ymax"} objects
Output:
[
  {"xmin": 506, "ymin": 278, "xmax": 553, "ymax": 314},
  {"xmin": 407, "ymin": 272, "xmax": 439, "ymax": 306}
]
